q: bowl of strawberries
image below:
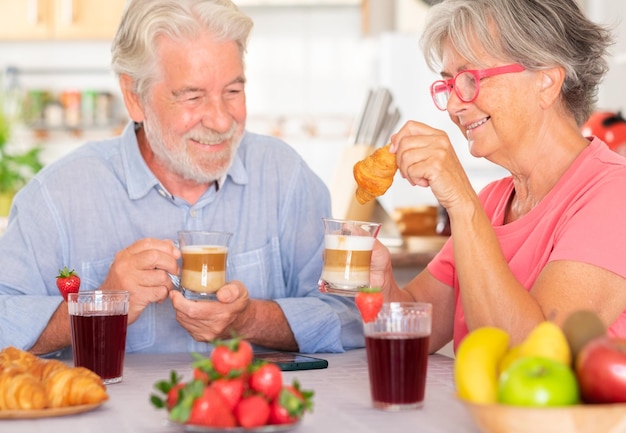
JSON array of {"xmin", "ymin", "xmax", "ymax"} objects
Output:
[{"xmin": 150, "ymin": 337, "xmax": 314, "ymax": 432}]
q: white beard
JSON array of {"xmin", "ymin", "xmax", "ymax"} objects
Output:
[{"xmin": 142, "ymin": 108, "xmax": 242, "ymax": 184}]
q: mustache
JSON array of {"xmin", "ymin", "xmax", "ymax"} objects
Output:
[{"xmin": 185, "ymin": 123, "xmax": 238, "ymax": 145}]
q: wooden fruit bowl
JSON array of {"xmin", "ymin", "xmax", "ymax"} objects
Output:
[{"xmin": 460, "ymin": 399, "xmax": 626, "ymax": 433}]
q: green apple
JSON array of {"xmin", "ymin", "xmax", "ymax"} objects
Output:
[{"xmin": 497, "ymin": 356, "xmax": 579, "ymax": 406}]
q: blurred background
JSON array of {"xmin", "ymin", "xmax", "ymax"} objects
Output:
[{"xmin": 0, "ymin": 0, "xmax": 624, "ymax": 221}]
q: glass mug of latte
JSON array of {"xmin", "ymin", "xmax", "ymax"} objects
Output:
[
  {"xmin": 318, "ymin": 218, "xmax": 381, "ymax": 296},
  {"xmin": 169, "ymin": 230, "xmax": 232, "ymax": 301}
]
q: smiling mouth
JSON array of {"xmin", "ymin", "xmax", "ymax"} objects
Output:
[
  {"xmin": 190, "ymin": 137, "xmax": 226, "ymax": 146},
  {"xmin": 466, "ymin": 117, "xmax": 490, "ymax": 134}
]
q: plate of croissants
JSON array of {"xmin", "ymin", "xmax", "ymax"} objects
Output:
[{"xmin": 0, "ymin": 346, "xmax": 109, "ymax": 419}]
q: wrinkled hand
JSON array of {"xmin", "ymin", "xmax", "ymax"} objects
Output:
[
  {"xmin": 390, "ymin": 120, "xmax": 473, "ymax": 209},
  {"xmin": 101, "ymin": 238, "xmax": 181, "ymax": 324},
  {"xmin": 170, "ymin": 280, "xmax": 251, "ymax": 342},
  {"xmin": 369, "ymin": 239, "xmax": 394, "ymax": 297}
]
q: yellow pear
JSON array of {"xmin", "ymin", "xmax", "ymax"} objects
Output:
[{"xmin": 517, "ymin": 321, "xmax": 571, "ymax": 366}]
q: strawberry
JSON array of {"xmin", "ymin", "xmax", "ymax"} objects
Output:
[
  {"xmin": 211, "ymin": 377, "xmax": 245, "ymax": 411},
  {"xmin": 191, "ymin": 352, "xmax": 219, "ymax": 384},
  {"xmin": 211, "ymin": 337, "xmax": 254, "ymax": 376},
  {"xmin": 249, "ymin": 361, "xmax": 283, "ymax": 400},
  {"xmin": 234, "ymin": 394, "xmax": 271, "ymax": 427},
  {"xmin": 167, "ymin": 380, "xmax": 236, "ymax": 428},
  {"xmin": 56, "ymin": 266, "xmax": 80, "ymax": 301},
  {"xmin": 193, "ymin": 367, "xmax": 210, "ymax": 384},
  {"xmin": 268, "ymin": 380, "xmax": 314, "ymax": 425},
  {"xmin": 186, "ymin": 386, "xmax": 236, "ymax": 427},
  {"xmin": 355, "ymin": 287, "xmax": 383, "ymax": 323},
  {"xmin": 166, "ymin": 383, "xmax": 186, "ymax": 410},
  {"xmin": 150, "ymin": 370, "xmax": 183, "ymax": 410}
]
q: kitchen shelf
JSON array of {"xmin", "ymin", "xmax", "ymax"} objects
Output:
[{"xmin": 6, "ymin": 66, "xmax": 112, "ymax": 76}]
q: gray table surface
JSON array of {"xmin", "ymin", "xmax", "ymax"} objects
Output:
[{"xmin": 0, "ymin": 349, "xmax": 479, "ymax": 433}]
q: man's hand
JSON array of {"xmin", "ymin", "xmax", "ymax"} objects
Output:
[
  {"xmin": 169, "ymin": 280, "xmax": 251, "ymax": 342},
  {"xmin": 101, "ymin": 238, "xmax": 181, "ymax": 324}
]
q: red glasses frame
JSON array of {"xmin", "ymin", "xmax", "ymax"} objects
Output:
[{"xmin": 430, "ymin": 63, "xmax": 526, "ymax": 111}]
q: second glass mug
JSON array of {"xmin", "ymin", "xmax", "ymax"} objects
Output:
[
  {"xmin": 168, "ymin": 230, "xmax": 232, "ymax": 301},
  {"xmin": 318, "ymin": 217, "xmax": 382, "ymax": 296}
]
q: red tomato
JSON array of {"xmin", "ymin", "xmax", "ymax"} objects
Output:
[
  {"xmin": 234, "ymin": 394, "xmax": 271, "ymax": 427},
  {"xmin": 249, "ymin": 362, "xmax": 283, "ymax": 400},
  {"xmin": 211, "ymin": 339, "xmax": 254, "ymax": 376},
  {"xmin": 187, "ymin": 387, "xmax": 236, "ymax": 428}
]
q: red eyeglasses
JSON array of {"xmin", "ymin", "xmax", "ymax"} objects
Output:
[{"xmin": 430, "ymin": 64, "xmax": 526, "ymax": 111}]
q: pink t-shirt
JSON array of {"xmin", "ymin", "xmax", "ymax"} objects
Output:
[{"xmin": 428, "ymin": 138, "xmax": 626, "ymax": 351}]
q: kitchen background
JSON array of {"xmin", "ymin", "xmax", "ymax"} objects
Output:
[{"xmin": 0, "ymin": 0, "xmax": 624, "ymax": 221}]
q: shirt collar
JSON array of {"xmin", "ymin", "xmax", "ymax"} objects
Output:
[{"xmin": 120, "ymin": 121, "xmax": 249, "ymax": 200}]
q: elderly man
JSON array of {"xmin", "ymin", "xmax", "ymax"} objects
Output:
[{"xmin": 0, "ymin": 0, "xmax": 362, "ymax": 355}]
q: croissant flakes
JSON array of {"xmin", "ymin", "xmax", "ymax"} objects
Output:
[
  {"xmin": 353, "ymin": 143, "xmax": 398, "ymax": 204},
  {"xmin": 0, "ymin": 346, "xmax": 108, "ymax": 411}
]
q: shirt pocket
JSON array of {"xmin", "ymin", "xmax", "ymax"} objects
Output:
[
  {"xmin": 79, "ymin": 257, "xmax": 155, "ymax": 352},
  {"xmin": 78, "ymin": 257, "xmax": 114, "ymax": 292},
  {"xmin": 227, "ymin": 238, "xmax": 286, "ymax": 298}
]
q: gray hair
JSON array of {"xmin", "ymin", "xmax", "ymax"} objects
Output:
[
  {"xmin": 111, "ymin": 0, "xmax": 253, "ymax": 101},
  {"xmin": 420, "ymin": 0, "xmax": 614, "ymax": 126}
]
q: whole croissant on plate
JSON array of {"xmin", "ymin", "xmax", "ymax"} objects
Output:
[
  {"xmin": 0, "ymin": 346, "xmax": 39, "ymax": 371},
  {"xmin": 0, "ymin": 346, "xmax": 108, "ymax": 410},
  {"xmin": 353, "ymin": 143, "xmax": 398, "ymax": 204},
  {"xmin": 0, "ymin": 369, "xmax": 48, "ymax": 410},
  {"xmin": 44, "ymin": 366, "xmax": 108, "ymax": 408}
]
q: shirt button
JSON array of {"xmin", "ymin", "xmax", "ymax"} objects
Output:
[{"xmin": 190, "ymin": 210, "xmax": 197, "ymax": 217}]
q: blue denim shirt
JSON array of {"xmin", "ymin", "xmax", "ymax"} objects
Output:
[{"xmin": 0, "ymin": 122, "xmax": 364, "ymax": 354}]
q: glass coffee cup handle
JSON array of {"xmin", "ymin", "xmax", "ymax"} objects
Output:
[
  {"xmin": 168, "ymin": 273, "xmax": 181, "ymax": 290},
  {"xmin": 167, "ymin": 238, "xmax": 182, "ymax": 290}
]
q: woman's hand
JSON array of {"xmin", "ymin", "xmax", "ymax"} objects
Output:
[
  {"xmin": 369, "ymin": 239, "xmax": 399, "ymax": 300},
  {"xmin": 390, "ymin": 120, "xmax": 474, "ymax": 210}
]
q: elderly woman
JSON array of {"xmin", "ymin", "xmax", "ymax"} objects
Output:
[{"xmin": 370, "ymin": 0, "xmax": 626, "ymax": 353}]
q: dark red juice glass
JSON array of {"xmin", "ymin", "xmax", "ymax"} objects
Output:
[
  {"xmin": 363, "ymin": 302, "xmax": 432, "ymax": 410},
  {"xmin": 366, "ymin": 333, "xmax": 430, "ymax": 408},
  {"xmin": 68, "ymin": 290, "xmax": 129, "ymax": 385}
]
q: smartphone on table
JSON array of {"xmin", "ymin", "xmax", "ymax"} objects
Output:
[{"xmin": 254, "ymin": 351, "xmax": 328, "ymax": 371}]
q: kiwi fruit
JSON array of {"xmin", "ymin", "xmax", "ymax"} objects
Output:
[{"xmin": 562, "ymin": 309, "xmax": 606, "ymax": 362}]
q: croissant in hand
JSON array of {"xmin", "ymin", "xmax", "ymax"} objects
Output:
[{"xmin": 353, "ymin": 143, "xmax": 398, "ymax": 204}]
